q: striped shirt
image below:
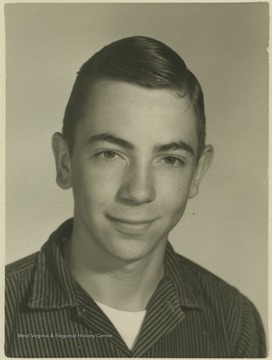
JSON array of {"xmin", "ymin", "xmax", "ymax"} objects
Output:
[{"xmin": 5, "ymin": 219, "xmax": 266, "ymax": 357}]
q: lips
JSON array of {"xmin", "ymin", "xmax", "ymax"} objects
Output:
[
  {"xmin": 107, "ymin": 216, "xmax": 155, "ymax": 225},
  {"xmin": 106, "ymin": 215, "xmax": 156, "ymax": 234}
]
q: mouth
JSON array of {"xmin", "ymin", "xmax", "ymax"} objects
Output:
[
  {"xmin": 107, "ymin": 216, "xmax": 155, "ymax": 225},
  {"xmin": 106, "ymin": 215, "xmax": 157, "ymax": 234}
]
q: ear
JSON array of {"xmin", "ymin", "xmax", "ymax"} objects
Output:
[
  {"xmin": 189, "ymin": 145, "xmax": 214, "ymax": 199},
  {"xmin": 52, "ymin": 132, "xmax": 72, "ymax": 189}
]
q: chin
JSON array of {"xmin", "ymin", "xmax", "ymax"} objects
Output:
[
  {"xmin": 107, "ymin": 245, "xmax": 149, "ymax": 262},
  {"xmin": 102, "ymin": 236, "xmax": 166, "ymax": 264}
]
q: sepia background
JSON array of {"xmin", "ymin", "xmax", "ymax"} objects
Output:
[{"xmin": 5, "ymin": 3, "xmax": 268, "ymax": 337}]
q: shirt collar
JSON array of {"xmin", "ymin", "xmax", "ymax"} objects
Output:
[
  {"xmin": 28, "ymin": 218, "xmax": 204, "ymax": 310},
  {"xmin": 28, "ymin": 219, "xmax": 76, "ymax": 309},
  {"xmin": 164, "ymin": 242, "xmax": 205, "ymax": 309}
]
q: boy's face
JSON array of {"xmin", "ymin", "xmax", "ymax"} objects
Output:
[{"xmin": 53, "ymin": 80, "xmax": 212, "ymax": 262}]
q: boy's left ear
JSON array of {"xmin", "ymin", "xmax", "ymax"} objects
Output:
[{"xmin": 189, "ymin": 145, "xmax": 214, "ymax": 199}]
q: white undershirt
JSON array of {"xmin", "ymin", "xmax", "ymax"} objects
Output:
[{"xmin": 95, "ymin": 301, "xmax": 146, "ymax": 349}]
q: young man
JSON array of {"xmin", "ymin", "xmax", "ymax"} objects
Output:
[{"xmin": 5, "ymin": 36, "xmax": 266, "ymax": 357}]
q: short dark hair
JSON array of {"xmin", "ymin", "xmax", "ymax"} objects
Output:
[{"xmin": 62, "ymin": 36, "xmax": 206, "ymax": 158}]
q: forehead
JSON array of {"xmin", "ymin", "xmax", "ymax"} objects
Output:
[{"xmin": 77, "ymin": 80, "xmax": 198, "ymax": 151}]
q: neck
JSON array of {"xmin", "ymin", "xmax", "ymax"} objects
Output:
[{"xmin": 63, "ymin": 220, "xmax": 167, "ymax": 311}]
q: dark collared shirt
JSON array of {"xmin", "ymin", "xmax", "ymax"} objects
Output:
[{"xmin": 5, "ymin": 219, "xmax": 266, "ymax": 357}]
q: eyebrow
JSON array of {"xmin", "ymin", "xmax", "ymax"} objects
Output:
[
  {"xmin": 154, "ymin": 141, "xmax": 194, "ymax": 156},
  {"xmin": 88, "ymin": 133, "xmax": 134, "ymax": 150},
  {"xmin": 88, "ymin": 133, "xmax": 194, "ymax": 156}
]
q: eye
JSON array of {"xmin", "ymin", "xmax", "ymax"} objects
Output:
[
  {"xmin": 96, "ymin": 150, "xmax": 119, "ymax": 160},
  {"xmin": 101, "ymin": 151, "xmax": 117, "ymax": 159},
  {"xmin": 162, "ymin": 156, "xmax": 185, "ymax": 167}
]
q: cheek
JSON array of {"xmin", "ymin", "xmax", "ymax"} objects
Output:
[
  {"xmin": 157, "ymin": 170, "xmax": 193, "ymax": 199},
  {"xmin": 166, "ymin": 191, "xmax": 189, "ymax": 214},
  {"xmin": 157, "ymin": 175, "xmax": 193, "ymax": 217},
  {"xmin": 71, "ymin": 163, "xmax": 121, "ymax": 204}
]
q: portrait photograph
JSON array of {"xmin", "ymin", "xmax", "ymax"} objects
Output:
[{"xmin": 4, "ymin": 1, "xmax": 269, "ymax": 357}]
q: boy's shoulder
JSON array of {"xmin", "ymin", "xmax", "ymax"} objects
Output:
[{"xmin": 6, "ymin": 252, "xmax": 39, "ymax": 280}]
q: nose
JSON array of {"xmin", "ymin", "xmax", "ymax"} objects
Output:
[{"xmin": 117, "ymin": 161, "xmax": 156, "ymax": 205}]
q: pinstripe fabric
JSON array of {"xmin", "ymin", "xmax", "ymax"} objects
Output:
[{"xmin": 5, "ymin": 219, "xmax": 266, "ymax": 357}]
